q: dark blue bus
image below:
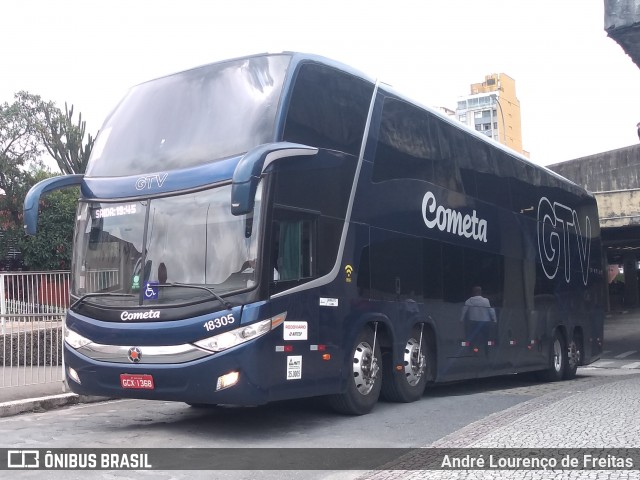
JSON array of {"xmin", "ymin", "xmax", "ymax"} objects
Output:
[{"xmin": 24, "ymin": 52, "xmax": 604, "ymax": 415}]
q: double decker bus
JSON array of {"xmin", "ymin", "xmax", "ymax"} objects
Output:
[{"xmin": 24, "ymin": 52, "xmax": 604, "ymax": 415}]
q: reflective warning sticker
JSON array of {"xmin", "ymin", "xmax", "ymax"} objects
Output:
[{"xmin": 287, "ymin": 355, "xmax": 302, "ymax": 380}]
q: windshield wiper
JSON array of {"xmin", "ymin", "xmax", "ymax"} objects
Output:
[
  {"xmin": 71, "ymin": 292, "xmax": 137, "ymax": 310},
  {"xmin": 159, "ymin": 283, "xmax": 233, "ymax": 310}
]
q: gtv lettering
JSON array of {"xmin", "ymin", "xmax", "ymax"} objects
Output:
[
  {"xmin": 135, "ymin": 173, "xmax": 168, "ymax": 190},
  {"xmin": 537, "ymin": 197, "xmax": 591, "ymax": 285}
]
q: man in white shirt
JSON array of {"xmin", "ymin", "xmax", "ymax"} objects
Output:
[
  {"xmin": 461, "ymin": 286, "xmax": 497, "ymax": 323},
  {"xmin": 461, "ymin": 286, "xmax": 497, "ymax": 355}
]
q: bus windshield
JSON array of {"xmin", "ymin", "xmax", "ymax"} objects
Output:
[
  {"xmin": 71, "ymin": 183, "xmax": 262, "ymax": 307},
  {"xmin": 85, "ymin": 54, "xmax": 291, "ymax": 177}
]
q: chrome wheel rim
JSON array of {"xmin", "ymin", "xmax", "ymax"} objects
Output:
[
  {"xmin": 553, "ymin": 338, "xmax": 563, "ymax": 373},
  {"xmin": 352, "ymin": 341, "xmax": 379, "ymax": 395},
  {"xmin": 404, "ymin": 338, "xmax": 426, "ymax": 386}
]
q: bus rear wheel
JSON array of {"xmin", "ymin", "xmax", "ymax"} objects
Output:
[
  {"xmin": 328, "ymin": 327, "xmax": 381, "ymax": 415},
  {"xmin": 381, "ymin": 327, "xmax": 428, "ymax": 403},
  {"xmin": 564, "ymin": 336, "xmax": 581, "ymax": 380},
  {"xmin": 537, "ymin": 329, "xmax": 566, "ymax": 382}
]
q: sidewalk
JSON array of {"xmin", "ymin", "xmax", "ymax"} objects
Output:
[
  {"xmin": 359, "ymin": 368, "xmax": 640, "ymax": 479},
  {"xmin": 0, "ymin": 371, "xmax": 109, "ymax": 417}
]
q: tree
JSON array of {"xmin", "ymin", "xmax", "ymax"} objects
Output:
[
  {"xmin": 19, "ymin": 180, "xmax": 79, "ymax": 271},
  {"xmin": 0, "ymin": 92, "xmax": 45, "ymax": 267},
  {"xmin": 0, "ymin": 166, "xmax": 78, "ymax": 271},
  {"xmin": 0, "ymin": 169, "xmax": 31, "ymax": 269},
  {"xmin": 0, "ymin": 92, "xmax": 44, "ymax": 199},
  {"xmin": 1, "ymin": 90, "xmax": 96, "ymax": 177},
  {"xmin": 39, "ymin": 102, "xmax": 95, "ymax": 175},
  {"xmin": 0, "ymin": 91, "xmax": 95, "ymax": 270}
]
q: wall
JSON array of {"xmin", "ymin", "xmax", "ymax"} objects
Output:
[
  {"xmin": 549, "ymin": 143, "xmax": 640, "ymax": 308},
  {"xmin": 547, "ymin": 144, "xmax": 640, "ymax": 192}
]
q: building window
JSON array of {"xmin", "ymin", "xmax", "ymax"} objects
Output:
[
  {"xmin": 494, "ymin": 122, "xmax": 498, "ymax": 129},
  {"xmin": 459, "ymin": 115, "xmax": 466, "ymax": 123},
  {"xmin": 474, "ymin": 111, "xmax": 482, "ymax": 119}
]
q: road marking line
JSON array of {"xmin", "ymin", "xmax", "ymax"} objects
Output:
[
  {"xmin": 593, "ymin": 361, "xmax": 614, "ymax": 367},
  {"xmin": 621, "ymin": 362, "xmax": 640, "ymax": 369},
  {"xmin": 615, "ymin": 351, "xmax": 637, "ymax": 359}
]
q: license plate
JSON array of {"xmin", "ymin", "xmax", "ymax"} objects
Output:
[{"xmin": 120, "ymin": 373, "xmax": 155, "ymax": 390}]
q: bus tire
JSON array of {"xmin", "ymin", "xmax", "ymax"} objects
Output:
[
  {"xmin": 537, "ymin": 329, "xmax": 566, "ymax": 382},
  {"xmin": 564, "ymin": 335, "xmax": 581, "ymax": 380},
  {"xmin": 327, "ymin": 327, "xmax": 382, "ymax": 415},
  {"xmin": 381, "ymin": 327, "xmax": 428, "ymax": 403}
]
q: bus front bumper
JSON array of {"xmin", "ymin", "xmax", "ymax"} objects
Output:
[{"xmin": 63, "ymin": 343, "xmax": 271, "ymax": 406}]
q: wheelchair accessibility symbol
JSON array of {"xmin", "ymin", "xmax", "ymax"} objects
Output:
[{"xmin": 144, "ymin": 282, "xmax": 159, "ymax": 300}]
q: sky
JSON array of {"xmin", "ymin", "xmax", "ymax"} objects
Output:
[{"xmin": 2, "ymin": 0, "xmax": 639, "ymax": 167}]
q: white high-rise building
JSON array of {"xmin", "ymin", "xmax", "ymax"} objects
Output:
[{"xmin": 455, "ymin": 73, "xmax": 527, "ymax": 156}]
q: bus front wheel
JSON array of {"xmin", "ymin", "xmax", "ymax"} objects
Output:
[
  {"xmin": 328, "ymin": 327, "xmax": 382, "ymax": 415},
  {"xmin": 381, "ymin": 326, "xmax": 429, "ymax": 403}
]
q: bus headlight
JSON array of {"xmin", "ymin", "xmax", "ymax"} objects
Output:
[
  {"xmin": 194, "ymin": 312, "xmax": 286, "ymax": 353},
  {"xmin": 65, "ymin": 328, "xmax": 92, "ymax": 349}
]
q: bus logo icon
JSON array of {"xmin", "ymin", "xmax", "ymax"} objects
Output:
[{"xmin": 128, "ymin": 347, "xmax": 142, "ymax": 363}]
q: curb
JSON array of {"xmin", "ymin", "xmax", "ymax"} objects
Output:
[{"xmin": 0, "ymin": 394, "xmax": 112, "ymax": 418}]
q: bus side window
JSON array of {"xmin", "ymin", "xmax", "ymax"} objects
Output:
[
  {"xmin": 430, "ymin": 117, "xmax": 464, "ymax": 194},
  {"xmin": 270, "ymin": 211, "xmax": 315, "ymax": 292},
  {"xmin": 283, "ymin": 62, "xmax": 373, "ymax": 156},
  {"xmin": 371, "ymin": 95, "xmax": 435, "ymax": 184}
]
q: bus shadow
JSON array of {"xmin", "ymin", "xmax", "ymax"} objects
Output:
[{"xmin": 424, "ymin": 371, "xmax": 592, "ymax": 398}]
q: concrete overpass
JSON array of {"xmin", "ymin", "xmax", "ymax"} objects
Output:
[
  {"xmin": 605, "ymin": 0, "xmax": 640, "ymax": 69},
  {"xmin": 548, "ymin": 145, "xmax": 640, "ymax": 308}
]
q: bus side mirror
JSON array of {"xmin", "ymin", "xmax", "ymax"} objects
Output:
[
  {"xmin": 23, "ymin": 174, "xmax": 84, "ymax": 235},
  {"xmin": 230, "ymin": 142, "xmax": 317, "ymax": 216}
]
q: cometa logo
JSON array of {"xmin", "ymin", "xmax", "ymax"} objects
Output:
[
  {"xmin": 120, "ymin": 310, "xmax": 161, "ymax": 321},
  {"xmin": 421, "ymin": 191, "xmax": 488, "ymax": 243}
]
